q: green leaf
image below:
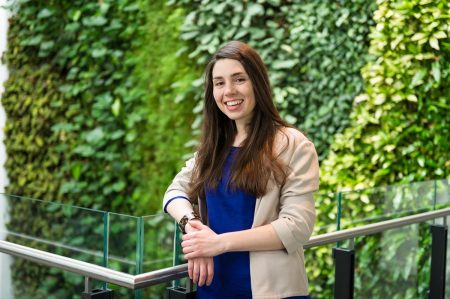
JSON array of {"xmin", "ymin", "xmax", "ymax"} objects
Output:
[
  {"xmin": 213, "ymin": 2, "xmax": 226, "ymax": 14},
  {"xmin": 40, "ymin": 41, "xmax": 54, "ymax": 51},
  {"xmin": 180, "ymin": 31, "xmax": 199, "ymax": 40},
  {"xmin": 431, "ymin": 61, "xmax": 440, "ymax": 82},
  {"xmin": 433, "ymin": 31, "xmax": 447, "ymax": 39},
  {"xmin": 82, "ymin": 16, "xmax": 108, "ymax": 26},
  {"xmin": 410, "ymin": 68, "xmax": 427, "ymax": 87},
  {"xmin": 112, "ymin": 181, "xmax": 126, "ymax": 192},
  {"xmin": 37, "ymin": 8, "xmax": 53, "ymax": 18},
  {"xmin": 285, "ymin": 114, "xmax": 297, "ymax": 124},
  {"xmin": 247, "ymin": 3, "xmax": 264, "ymax": 16},
  {"xmin": 124, "ymin": 4, "xmax": 139, "ymax": 12},
  {"xmin": 429, "ymin": 37, "xmax": 439, "ymax": 50},
  {"xmin": 417, "ymin": 157, "xmax": 425, "ymax": 167},
  {"xmin": 111, "ymin": 99, "xmax": 121, "ymax": 116},
  {"xmin": 85, "ymin": 128, "xmax": 104, "ymax": 143},
  {"xmin": 74, "ymin": 145, "xmax": 95, "ymax": 157},
  {"xmin": 71, "ymin": 10, "xmax": 82, "ymax": 21},
  {"xmin": 91, "ymin": 48, "xmax": 107, "ymax": 58},
  {"xmin": 71, "ymin": 164, "xmax": 82, "ymax": 179},
  {"xmin": 21, "ymin": 35, "xmax": 43, "ymax": 46},
  {"xmin": 272, "ymin": 60, "xmax": 298, "ymax": 70},
  {"xmin": 411, "ymin": 32, "xmax": 426, "ymax": 41}
]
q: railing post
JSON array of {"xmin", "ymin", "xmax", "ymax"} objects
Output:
[
  {"xmin": 333, "ymin": 247, "xmax": 354, "ymax": 299},
  {"xmin": 167, "ymin": 278, "xmax": 196, "ymax": 299},
  {"xmin": 427, "ymin": 224, "xmax": 448, "ymax": 299},
  {"xmin": 81, "ymin": 277, "xmax": 114, "ymax": 299}
]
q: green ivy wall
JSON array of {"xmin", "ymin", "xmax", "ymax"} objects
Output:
[
  {"xmin": 171, "ymin": 0, "xmax": 376, "ymax": 159},
  {"xmin": 1, "ymin": 0, "xmax": 193, "ymax": 297},
  {"xmin": 322, "ymin": 0, "xmax": 450, "ymax": 190},
  {"xmin": 2, "ymin": 0, "xmax": 449, "ymax": 298}
]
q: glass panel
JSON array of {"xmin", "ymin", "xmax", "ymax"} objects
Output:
[
  {"xmin": 107, "ymin": 212, "xmax": 140, "ymax": 298},
  {"xmin": 141, "ymin": 213, "xmax": 177, "ymax": 298},
  {"xmin": 0, "ymin": 193, "xmax": 106, "ymax": 297},
  {"xmin": 339, "ymin": 180, "xmax": 436, "ymax": 230},
  {"xmin": 314, "ymin": 191, "xmax": 339, "ymax": 233},
  {"xmin": 336, "ymin": 180, "xmax": 445, "ymax": 298},
  {"xmin": 306, "ymin": 243, "xmax": 336, "ymax": 297},
  {"xmin": 435, "ymin": 178, "xmax": 450, "ymax": 209},
  {"xmin": 142, "ymin": 213, "xmax": 176, "ymax": 272},
  {"xmin": 307, "ymin": 191, "xmax": 339, "ymax": 296},
  {"xmin": 339, "ymin": 222, "xmax": 431, "ymax": 299}
]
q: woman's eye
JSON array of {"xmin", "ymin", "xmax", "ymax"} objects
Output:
[
  {"xmin": 235, "ymin": 77, "xmax": 246, "ymax": 83},
  {"xmin": 214, "ymin": 81, "xmax": 224, "ymax": 87}
]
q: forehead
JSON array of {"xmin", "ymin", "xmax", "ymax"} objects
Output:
[{"xmin": 212, "ymin": 59, "xmax": 247, "ymax": 78}]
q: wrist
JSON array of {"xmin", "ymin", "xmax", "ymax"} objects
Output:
[
  {"xmin": 219, "ymin": 232, "xmax": 232, "ymax": 253},
  {"xmin": 178, "ymin": 211, "xmax": 201, "ymax": 234}
]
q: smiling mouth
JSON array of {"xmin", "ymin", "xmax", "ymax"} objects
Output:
[{"xmin": 225, "ymin": 100, "xmax": 244, "ymax": 106}]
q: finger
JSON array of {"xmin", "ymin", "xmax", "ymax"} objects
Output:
[
  {"xmin": 182, "ymin": 234, "xmax": 191, "ymax": 241},
  {"xmin": 206, "ymin": 258, "xmax": 214, "ymax": 286},
  {"xmin": 192, "ymin": 259, "xmax": 200, "ymax": 284},
  {"xmin": 197, "ymin": 259, "xmax": 207, "ymax": 287},
  {"xmin": 182, "ymin": 246, "xmax": 194, "ymax": 254},
  {"xmin": 188, "ymin": 259, "xmax": 193, "ymax": 280}
]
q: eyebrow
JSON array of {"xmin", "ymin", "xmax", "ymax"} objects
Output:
[{"xmin": 212, "ymin": 72, "xmax": 246, "ymax": 80}]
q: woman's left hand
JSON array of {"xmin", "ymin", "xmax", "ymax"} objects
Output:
[{"xmin": 182, "ymin": 221, "xmax": 226, "ymax": 259}]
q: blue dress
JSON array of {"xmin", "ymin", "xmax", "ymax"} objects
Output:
[
  {"xmin": 198, "ymin": 147, "xmax": 254, "ymax": 299},
  {"xmin": 197, "ymin": 147, "xmax": 310, "ymax": 299}
]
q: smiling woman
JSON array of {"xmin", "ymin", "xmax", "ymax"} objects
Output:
[{"xmin": 163, "ymin": 41, "xmax": 319, "ymax": 299}]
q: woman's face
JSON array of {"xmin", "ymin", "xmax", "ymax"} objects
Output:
[{"xmin": 212, "ymin": 59, "xmax": 256, "ymax": 126}]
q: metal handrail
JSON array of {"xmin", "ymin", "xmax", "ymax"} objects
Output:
[
  {"xmin": 304, "ymin": 207, "xmax": 450, "ymax": 249},
  {"xmin": 0, "ymin": 207, "xmax": 449, "ymax": 290}
]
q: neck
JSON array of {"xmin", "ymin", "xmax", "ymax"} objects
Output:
[{"xmin": 234, "ymin": 120, "xmax": 248, "ymax": 147}]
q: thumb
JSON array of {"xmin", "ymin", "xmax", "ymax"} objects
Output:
[{"xmin": 189, "ymin": 220, "xmax": 203, "ymax": 229}]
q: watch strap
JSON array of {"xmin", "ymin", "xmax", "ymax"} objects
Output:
[{"xmin": 178, "ymin": 211, "xmax": 200, "ymax": 234}]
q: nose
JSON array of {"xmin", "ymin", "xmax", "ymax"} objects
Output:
[{"xmin": 224, "ymin": 81, "xmax": 236, "ymax": 96}]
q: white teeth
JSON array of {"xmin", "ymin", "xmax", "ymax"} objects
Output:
[{"xmin": 225, "ymin": 100, "xmax": 243, "ymax": 106}]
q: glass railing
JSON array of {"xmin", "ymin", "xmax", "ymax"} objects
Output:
[
  {"xmin": 336, "ymin": 179, "xmax": 450, "ymax": 299},
  {"xmin": 0, "ymin": 178, "xmax": 449, "ymax": 298},
  {"xmin": 1, "ymin": 194, "xmax": 107, "ymax": 298},
  {"xmin": 141, "ymin": 213, "xmax": 177, "ymax": 298},
  {"xmin": 0, "ymin": 194, "xmax": 178, "ymax": 298}
]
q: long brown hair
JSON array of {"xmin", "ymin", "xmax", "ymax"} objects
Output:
[{"xmin": 188, "ymin": 41, "xmax": 291, "ymax": 201}]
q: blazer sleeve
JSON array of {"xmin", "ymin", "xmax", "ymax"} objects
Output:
[
  {"xmin": 162, "ymin": 154, "xmax": 196, "ymax": 213},
  {"xmin": 270, "ymin": 139, "xmax": 319, "ymax": 254}
]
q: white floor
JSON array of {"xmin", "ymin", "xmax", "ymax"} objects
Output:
[{"xmin": 0, "ymin": 0, "xmax": 12, "ymax": 298}]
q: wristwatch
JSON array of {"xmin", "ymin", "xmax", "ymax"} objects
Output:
[{"xmin": 178, "ymin": 211, "xmax": 201, "ymax": 234}]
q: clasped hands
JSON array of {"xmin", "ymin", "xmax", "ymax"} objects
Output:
[{"xmin": 182, "ymin": 220, "xmax": 225, "ymax": 287}]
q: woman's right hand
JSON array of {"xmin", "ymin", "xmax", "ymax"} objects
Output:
[
  {"xmin": 185, "ymin": 220, "xmax": 214, "ymax": 287},
  {"xmin": 187, "ymin": 257, "xmax": 214, "ymax": 287}
]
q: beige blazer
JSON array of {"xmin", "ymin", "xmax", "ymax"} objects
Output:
[{"xmin": 163, "ymin": 127, "xmax": 320, "ymax": 299}]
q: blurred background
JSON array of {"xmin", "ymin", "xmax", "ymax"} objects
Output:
[{"xmin": 0, "ymin": 0, "xmax": 449, "ymax": 298}]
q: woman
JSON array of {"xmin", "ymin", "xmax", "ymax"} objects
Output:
[{"xmin": 163, "ymin": 41, "xmax": 319, "ymax": 299}]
